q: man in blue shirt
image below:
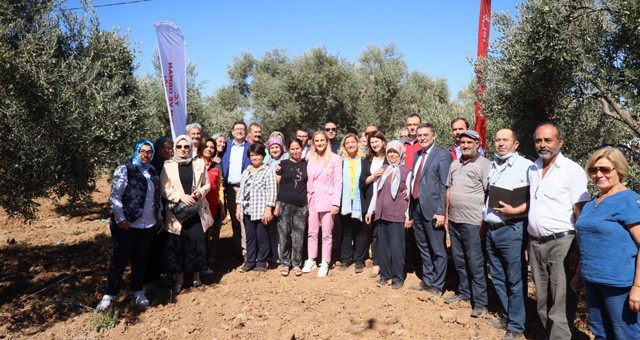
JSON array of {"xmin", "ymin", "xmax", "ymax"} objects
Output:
[
  {"xmin": 483, "ymin": 129, "xmax": 533, "ymax": 340},
  {"xmin": 222, "ymin": 120, "xmax": 252, "ymax": 259}
]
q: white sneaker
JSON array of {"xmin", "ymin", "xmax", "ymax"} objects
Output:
[
  {"xmin": 96, "ymin": 294, "xmax": 115, "ymax": 311},
  {"xmin": 301, "ymin": 259, "xmax": 317, "ymax": 273},
  {"xmin": 133, "ymin": 291, "xmax": 149, "ymax": 308},
  {"xmin": 317, "ymin": 262, "xmax": 329, "ymax": 278}
]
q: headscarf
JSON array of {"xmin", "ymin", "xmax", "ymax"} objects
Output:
[
  {"xmin": 266, "ymin": 135, "xmax": 288, "ymax": 167},
  {"xmin": 150, "ymin": 136, "xmax": 172, "ymax": 173},
  {"xmin": 378, "ymin": 140, "xmax": 405, "ymax": 199},
  {"xmin": 153, "ymin": 136, "xmax": 172, "ymax": 156},
  {"xmin": 173, "ymin": 134, "xmax": 193, "ymax": 165},
  {"xmin": 132, "ymin": 139, "xmax": 155, "ymax": 170},
  {"xmin": 267, "ymin": 135, "xmax": 285, "ymax": 155}
]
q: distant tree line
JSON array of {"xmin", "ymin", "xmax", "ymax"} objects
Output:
[
  {"xmin": 0, "ymin": 0, "xmax": 474, "ymax": 218},
  {"xmin": 6, "ymin": 0, "xmax": 640, "ymax": 217}
]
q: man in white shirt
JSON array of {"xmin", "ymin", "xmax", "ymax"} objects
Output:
[{"xmin": 528, "ymin": 122, "xmax": 589, "ymax": 339}]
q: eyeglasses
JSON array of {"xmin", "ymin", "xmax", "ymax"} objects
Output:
[
  {"xmin": 325, "ymin": 127, "xmax": 337, "ymax": 132},
  {"xmin": 139, "ymin": 150, "xmax": 152, "ymax": 155},
  {"xmin": 588, "ymin": 166, "xmax": 615, "ymax": 175},
  {"xmin": 176, "ymin": 145, "xmax": 190, "ymax": 150}
]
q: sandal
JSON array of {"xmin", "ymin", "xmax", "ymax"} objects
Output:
[
  {"xmin": 172, "ymin": 283, "xmax": 182, "ymax": 295},
  {"xmin": 193, "ymin": 281, "xmax": 203, "ymax": 288},
  {"xmin": 280, "ymin": 267, "xmax": 290, "ymax": 276},
  {"xmin": 293, "ymin": 267, "xmax": 303, "ymax": 277}
]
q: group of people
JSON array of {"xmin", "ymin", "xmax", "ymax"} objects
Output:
[{"xmin": 96, "ymin": 115, "xmax": 640, "ymax": 340}]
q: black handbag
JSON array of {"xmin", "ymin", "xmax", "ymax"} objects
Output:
[
  {"xmin": 171, "ymin": 163, "xmax": 200, "ymax": 222},
  {"xmin": 171, "ymin": 201, "xmax": 200, "ymax": 222}
]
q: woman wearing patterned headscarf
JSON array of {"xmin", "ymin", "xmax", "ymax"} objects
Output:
[
  {"xmin": 365, "ymin": 140, "xmax": 411, "ymax": 289},
  {"xmin": 97, "ymin": 139, "xmax": 162, "ymax": 310},
  {"xmin": 161, "ymin": 135, "xmax": 214, "ymax": 294}
]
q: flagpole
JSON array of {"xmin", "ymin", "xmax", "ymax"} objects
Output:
[{"xmin": 474, "ymin": 0, "xmax": 491, "ymax": 151}]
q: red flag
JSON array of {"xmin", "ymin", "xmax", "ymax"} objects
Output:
[{"xmin": 474, "ymin": 0, "xmax": 491, "ymax": 151}]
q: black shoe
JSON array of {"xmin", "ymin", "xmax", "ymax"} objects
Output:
[
  {"xmin": 502, "ymin": 331, "xmax": 523, "ymax": 340},
  {"xmin": 426, "ymin": 287, "xmax": 443, "ymax": 298},
  {"xmin": 376, "ymin": 278, "xmax": 388, "ymax": 287},
  {"xmin": 339, "ymin": 262, "xmax": 350, "ymax": 270},
  {"xmin": 488, "ymin": 317, "xmax": 507, "ymax": 330},
  {"xmin": 470, "ymin": 306, "xmax": 488, "ymax": 318},
  {"xmin": 354, "ymin": 263, "xmax": 364, "ymax": 274},
  {"xmin": 443, "ymin": 294, "xmax": 470, "ymax": 304},
  {"xmin": 391, "ymin": 281, "xmax": 404, "ymax": 289},
  {"xmin": 201, "ymin": 267, "xmax": 214, "ymax": 275},
  {"xmin": 408, "ymin": 281, "xmax": 429, "ymax": 291},
  {"xmin": 252, "ymin": 266, "xmax": 267, "ymax": 272}
]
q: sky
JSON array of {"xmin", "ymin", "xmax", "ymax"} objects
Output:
[{"xmin": 65, "ymin": 0, "xmax": 521, "ymax": 99}]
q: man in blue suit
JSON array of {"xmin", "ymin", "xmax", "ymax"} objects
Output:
[
  {"xmin": 221, "ymin": 120, "xmax": 252, "ymax": 259},
  {"xmin": 408, "ymin": 123, "xmax": 452, "ymax": 297}
]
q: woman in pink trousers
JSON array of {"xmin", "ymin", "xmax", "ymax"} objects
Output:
[{"xmin": 302, "ymin": 130, "xmax": 342, "ymax": 277}]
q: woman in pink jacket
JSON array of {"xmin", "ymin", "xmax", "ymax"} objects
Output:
[{"xmin": 302, "ymin": 131, "xmax": 342, "ymax": 277}]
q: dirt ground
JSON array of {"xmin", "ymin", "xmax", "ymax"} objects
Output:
[{"xmin": 0, "ymin": 176, "xmax": 593, "ymax": 339}]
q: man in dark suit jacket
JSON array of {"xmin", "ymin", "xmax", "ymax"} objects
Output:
[
  {"xmin": 221, "ymin": 120, "xmax": 252, "ymax": 258},
  {"xmin": 408, "ymin": 123, "xmax": 452, "ymax": 297}
]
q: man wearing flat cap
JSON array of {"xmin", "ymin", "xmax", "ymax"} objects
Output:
[{"xmin": 444, "ymin": 129, "xmax": 491, "ymax": 317}]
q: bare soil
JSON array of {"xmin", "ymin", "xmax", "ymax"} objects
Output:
[{"xmin": 0, "ymin": 176, "xmax": 592, "ymax": 339}]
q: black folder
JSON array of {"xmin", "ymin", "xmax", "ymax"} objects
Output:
[{"xmin": 488, "ymin": 184, "xmax": 529, "ymax": 208}]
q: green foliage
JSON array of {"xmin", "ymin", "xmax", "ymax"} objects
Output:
[
  {"xmin": 220, "ymin": 43, "xmax": 471, "ymax": 142},
  {"xmin": 483, "ymin": 0, "xmax": 640, "ymax": 161},
  {"xmin": 90, "ymin": 307, "xmax": 126, "ymax": 333},
  {"xmin": 0, "ymin": 0, "xmax": 145, "ymax": 218}
]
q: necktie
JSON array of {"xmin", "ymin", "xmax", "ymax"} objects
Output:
[{"xmin": 412, "ymin": 154, "xmax": 426, "ymax": 199}]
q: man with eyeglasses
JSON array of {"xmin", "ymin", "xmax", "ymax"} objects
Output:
[
  {"xmin": 221, "ymin": 120, "xmax": 253, "ymax": 259},
  {"xmin": 482, "ymin": 129, "xmax": 532, "ymax": 340},
  {"xmin": 296, "ymin": 127, "xmax": 311, "ymax": 159},
  {"xmin": 527, "ymin": 122, "xmax": 589, "ymax": 339},
  {"xmin": 407, "ymin": 123, "xmax": 452, "ymax": 298},
  {"xmin": 324, "ymin": 121, "xmax": 340, "ymax": 154}
]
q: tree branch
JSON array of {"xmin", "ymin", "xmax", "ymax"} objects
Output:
[{"xmin": 592, "ymin": 81, "xmax": 640, "ymax": 135}]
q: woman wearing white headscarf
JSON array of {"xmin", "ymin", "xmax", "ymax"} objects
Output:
[
  {"xmin": 161, "ymin": 135, "xmax": 214, "ymax": 294},
  {"xmin": 365, "ymin": 140, "xmax": 412, "ymax": 289},
  {"xmin": 97, "ymin": 139, "xmax": 162, "ymax": 310}
]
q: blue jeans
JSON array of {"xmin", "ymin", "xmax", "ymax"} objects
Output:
[
  {"xmin": 585, "ymin": 281, "xmax": 640, "ymax": 339},
  {"xmin": 486, "ymin": 220, "xmax": 527, "ymax": 333},
  {"xmin": 449, "ymin": 221, "xmax": 488, "ymax": 307}
]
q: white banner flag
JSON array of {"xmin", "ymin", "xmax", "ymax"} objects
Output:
[{"xmin": 154, "ymin": 22, "xmax": 187, "ymax": 141}]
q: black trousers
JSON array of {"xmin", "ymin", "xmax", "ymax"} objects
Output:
[
  {"xmin": 340, "ymin": 214, "xmax": 367, "ymax": 265},
  {"xmin": 377, "ymin": 220, "xmax": 406, "ymax": 284},
  {"xmin": 105, "ymin": 224, "xmax": 156, "ymax": 295}
]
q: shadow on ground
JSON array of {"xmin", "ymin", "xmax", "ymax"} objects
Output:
[{"xmin": 0, "ymin": 229, "xmax": 242, "ymax": 336}]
